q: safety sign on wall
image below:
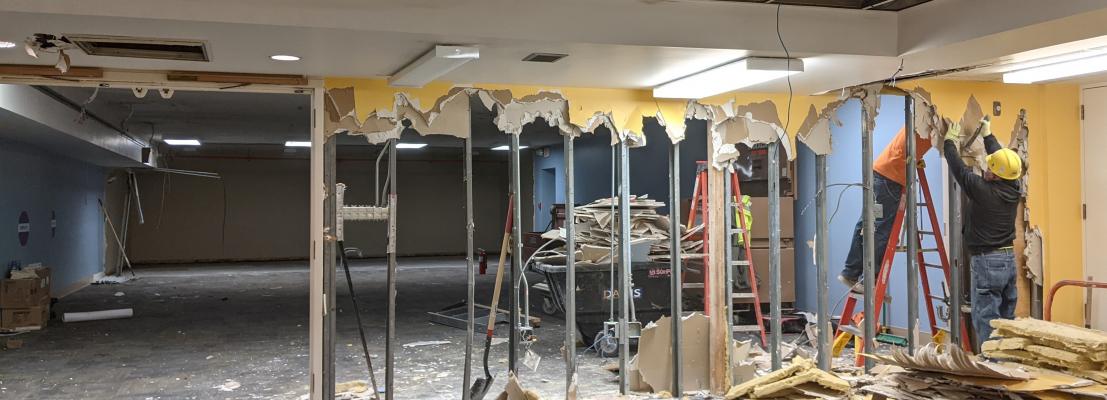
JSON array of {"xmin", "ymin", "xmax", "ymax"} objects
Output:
[{"xmin": 17, "ymin": 211, "xmax": 30, "ymax": 247}]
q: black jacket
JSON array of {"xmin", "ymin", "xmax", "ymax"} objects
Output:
[{"xmin": 943, "ymin": 135, "xmax": 1021, "ymax": 254}]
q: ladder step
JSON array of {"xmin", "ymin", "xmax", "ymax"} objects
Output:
[
  {"xmin": 849, "ymin": 292, "xmax": 893, "ymax": 303},
  {"xmin": 917, "ymin": 202, "xmax": 929, "ymax": 207},
  {"xmin": 731, "ymin": 260, "xmax": 750, "ymax": 266},
  {"xmin": 920, "ymin": 248, "xmax": 938, "ymax": 252},
  {"xmin": 732, "ymin": 325, "xmax": 762, "ymax": 332},
  {"xmin": 731, "ymin": 293, "xmax": 756, "ymax": 299},
  {"xmin": 924, "ymin": 263, "xmax": 944, "ymax": 269},
  {"xmin": 683, "ymin": 283, "xmax": 705, "ymax": 289},
  {"xmin": 919, "ymin": 230, "xmax": 935, "ymax": 235},
  {"xmin": 928, "ymin": 294, "xmax": 947, "ymax": 301}
]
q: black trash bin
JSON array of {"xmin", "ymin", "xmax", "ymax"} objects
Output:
[{"xmin": 534, "ymin": 261, "xmax": 673, "ymax": 346}]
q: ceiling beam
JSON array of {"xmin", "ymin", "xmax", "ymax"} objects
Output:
[
  {"xmin": 0, "ymin": 64, "xmax": 104, "ymax": 78},
  {"xmin": 166, "ymin": 71, "xmax": 308, "ymax": 86}
]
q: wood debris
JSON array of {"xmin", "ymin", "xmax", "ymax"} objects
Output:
[
  {"xmin": 983, "ymin": 318, "xmax": 1107, "ymax": 382},
  {"xmin": 724, "ymin": 356, "xmax": 850, "ymax": 399},
  {"xmin": 865, "ymin": 342, "xmax": 1030, "ymax": 380}
]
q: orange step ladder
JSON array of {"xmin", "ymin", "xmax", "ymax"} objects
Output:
[
  {"xmin": 833, "ymin": 165, "xmax": 972, "ymax": 365},
  {"xmin": 686, "ymin": 161, "xmax": 768, "ymax": 347}
]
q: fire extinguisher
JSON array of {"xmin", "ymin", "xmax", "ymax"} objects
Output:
[{"xmin": 478, "ymin": 248, "xmax": 488, "ymax": 275}]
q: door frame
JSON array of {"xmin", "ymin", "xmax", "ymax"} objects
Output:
[{"xmin": 1080, "ymin": 82, "xmax": 1107, "ymax": 327}]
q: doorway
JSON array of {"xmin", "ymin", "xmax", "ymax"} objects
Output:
[{"xmin": 1083, "ymin": 85, "xmax": 1107, "ymax": 329}]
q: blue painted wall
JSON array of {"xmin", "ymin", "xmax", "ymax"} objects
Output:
[
  {"xmin": 795, "ymin": 97, "xmax": 947, "ymax": 332},
  {"xmin": 0, "ymin": 138, "xmax": 105, "ymax": 295},
  {"xmin": 532, "ymin": 120, "xmax": 710, "ymax": 224}
]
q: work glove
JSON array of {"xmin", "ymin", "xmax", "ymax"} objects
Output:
[
  {"xmin": 979, "ymin": 117, "xmax": 992, "ymax": 137},
  {"xmin": 944, "ymin": 122, "xmax": 961, "ymax": 143}
]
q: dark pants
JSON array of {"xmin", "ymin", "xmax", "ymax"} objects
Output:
[
  {"xmin": 841, "ymin": 173, "xmax": 903, "ymax": 281},
  {"xmin": 970, "ymin": 249, "xmax": 1017, "ymax": 349}
]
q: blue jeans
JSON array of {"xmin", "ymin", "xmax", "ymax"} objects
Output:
[
  {"xmin": 841, "ymin": 173, "xmax": 903, "ymax": 281},
  {"xmin": 970, "ymin": 250, "xmax": 1017, "ymax": 349}
]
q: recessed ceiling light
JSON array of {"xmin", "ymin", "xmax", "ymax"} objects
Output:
[
  {"xmin": 284, "ymin": 141, "xmax": 311, "ymax": 147},
  {"xmin": 270, "ymin": 54, "xmax": 300, "ymax": 61},
  {"xmin": 1003, "ymin": 53, "xmax": 1107, "ymax": 83},
  {"xmin": 492, "ymin": 145, "xmax": 529, "ymax": 151},
  {"xmin": 0, "ymin": 41, "xmax": 16, "ymax": 49},
  {"xmin": 164, "ymin": 139, "xmax": 201, "ymax": 146},
  {"xmin": 395, "ymin": 143, "xmax": 428, "ymax": 149}
]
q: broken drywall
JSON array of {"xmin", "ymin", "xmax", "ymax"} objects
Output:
[
  {"xmin": 865, "ymin": 342, "xmax": 1030, "ymax": 380},
  {"xmin": 493, "ymin": 91, "xmax": 574, "ymax": 137},
  {"xmin": 724, "ymin": 356, "xmax": 849, "ymax": 399},
  {"xmin": 795, "ymin": 100, "xmax": 845, "ymax": 156},
  {"xmin": 685, "ymin": 99, "xmax": 796, "ymax": 170},
  {"xmin": 955, "ymin": 95, "xmax": 988, "ymax": 170}
]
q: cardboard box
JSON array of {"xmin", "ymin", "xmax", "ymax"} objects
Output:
[
  {"xmin": 735, "ymin": 247, "xmax": 796, "ymax": 304},
  {"xmin": 0, "ymin": 268, "xmax": 51, "ymax": 309},
  {"xmin": 0, "ymin": 304, "xmax": 48, "ymax": 330},
  {"xmin": 749, "ymin": 197, "xmax": 794, "ymax": 240}
]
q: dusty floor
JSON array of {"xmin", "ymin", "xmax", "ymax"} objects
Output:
[{"xmin": 0, "ymin": 258, "xmax": 673, "ymax": 399}]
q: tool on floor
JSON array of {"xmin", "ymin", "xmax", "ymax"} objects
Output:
[
  {"xmin": 97, "ymin": 198, "xmax": 136, "ymax": 278},
  {"xmin": 337, "ymin": 242, "xmax": 380, "ymax": 400},
  {"xmin": 335, "ymin": 183, "xmax": 391, "ymax": 399},
  {"xmin": 833, "ymin": 164, "xmax": 972, "ymax": 366},
  {"xmin": 685, "ymin": 161, "xmax": 767, "ymax": 347},
  {"xmin": 470, "ymin": 194, "xmax": 514, "ymax": 400}
]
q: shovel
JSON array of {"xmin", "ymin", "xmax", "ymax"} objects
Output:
[{"xmin": 470, "ymin": 195, "xmax": 514, "ymax": 400}]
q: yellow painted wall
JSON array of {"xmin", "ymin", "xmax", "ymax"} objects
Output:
[
  {"xmin": 898, "ymin": 80, "xmax": 1084, "ymax": 326},
  {"xmin": 324, "ymin": 76, "xmax": 1085, "ymax": 325}
]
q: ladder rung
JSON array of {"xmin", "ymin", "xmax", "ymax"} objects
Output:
[
  {"xmin": 920, "ymin": 248, "xmax": 939, "ymax": 252},
  {"xmin": 917, "ymin": 202, "xmax": 929, "ymax": 207},
  {"xmin": 683, "ymin": 283, "xmax": 705, "ymax": 289},
  {"xmin": 849, "ymin": 292, "xmax": 893, "ymax": 303},
  {"xmin": 924, "ymin": 263, "xmax": 944, "ymax": 269},
  {"xmin": 928, "ymin": 294, "xmax": 946, "ymax": 301},
  {"xmin": 732, "ymin": 325, "xmax": 762, "ymax": 332},
  {"xmin": 919, "ymin": 231, "xmax": 935, "ymax": 235},
  {"xmin": 731, "ymin": 260, "xmax": 750, "ymax": 266},
  {"xmin": 732, "ymin": 293, "xmax": 756, "ymax": 299}
]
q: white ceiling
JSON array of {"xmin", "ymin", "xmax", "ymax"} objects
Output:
[{"xmin": 0, "ymin": 1, "xmax": 1104, "ymax": 94}]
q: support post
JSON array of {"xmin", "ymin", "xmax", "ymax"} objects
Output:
[
  {"xmin": 617, "ymin": 140, "xmax": 632, "ymax": 394},
  {"xmin": 669, "ymin": 142, "xmax": 683, "ymax": 395},
  {"xmin": 707, "ymin": 140, "xmax": 731, "ymax": 392},
  {"xmin": 768, "ymin": 140, "xmax": 782, "ymax": 371},
  {"xmin": 322, "ymin": 134, "xmax": 337, "ymax": 400},
  {"xmin": 905, "ymin": 96, "xmax": 919, "ymax": 354},
  {"xmin": 309, "ymin": 85, "xmax": 327, "ymax": 400},
  {"xmin": 509, "ymin": 134, "xmax": 522, "ymax": 373},
  {"xmin": 815, "ymin": 155, "xmax": 830, "ymax": 370},
  {"xmin": 949, "ymin": 171, "xmax": 964, "ymax": 348},
  {"xmin": 564, "ymin": 135, "xmax": 577, "ymax": 396},
  {"xmin": 723, "ymin": 164, "xmax": 736, "ymax": 355},
  {"xmin": 861, "ymin": 107, "xmax": 876, "ymax": 372},
  {"xmin": 463, "ymin": 137, "xmax": 475, "ymax": 400},
  {"xmin": 385, "ymin": 139, "xmax": 398, "ymax": 400}
]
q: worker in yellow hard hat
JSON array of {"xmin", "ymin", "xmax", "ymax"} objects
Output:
[{"xmin": 942, "ymin": 118, "xmax": 1024, "ymax": 350}]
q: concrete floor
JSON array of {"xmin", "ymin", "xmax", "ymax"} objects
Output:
[{"xmin": 0, "ymin": 258, "xmax": 642, "ymax": 399}]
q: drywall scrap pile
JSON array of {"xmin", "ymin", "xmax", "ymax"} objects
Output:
[
  {"xmin": 617, "ymin": 313, "xmax": 758, "ymax": 395},
  {"xmin": 496, "ymin": 372, "xmax": 542, "ymax": 400},
  {"xmin": 982, "ymin": 318, "xmax": 1107, "ymax": 383},
  {"xmin": 723, "ymin": 356, "xmax": 850, "ymax": 399},
  {"xmin": 857, "ymin": 341, "xmax": 1107, "ymax": 399},
  {"xmin": 558, "ymin": 196, "xmax": 701, "ymax": 264}
]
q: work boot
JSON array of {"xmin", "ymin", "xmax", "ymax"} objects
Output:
[{"xmin": 837, "ymin": 274, "xmax": 863, "ymax": 294}]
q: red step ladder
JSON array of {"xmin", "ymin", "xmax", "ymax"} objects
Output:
[
  {"xmin": 834, "ymin": 165, "xmax": 972, "ymax": 365},
  {"xmin": 686, "ymin": 161, "xmax": 768, "ymax": 347}
]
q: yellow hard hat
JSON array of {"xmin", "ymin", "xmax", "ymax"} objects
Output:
[{"xmin": 986, "ymin": 148, "xmax": 1023, "ymax": 180}]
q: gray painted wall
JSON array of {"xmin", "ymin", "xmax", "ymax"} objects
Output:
[
  {"xmin": 125, "ymin": 151, "xmax": 524, "ymax": 263},
  {"xmin": 0, "ymin": 138, "xmax": 106, "ymax": 295}
]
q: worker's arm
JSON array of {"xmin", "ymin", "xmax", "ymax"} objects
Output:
[
  {"xmin": 983, "ymin": 134, "xmax": 1003, "ymax": 155},
  {"xmin": 943, "ymin": 139, "xmax": 989, "ymax": 201}
]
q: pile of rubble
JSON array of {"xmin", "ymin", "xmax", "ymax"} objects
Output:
[
  {"xmin": 555, "ymin": 196, "xmax": 703, "ymax": 264},
  {"xmin": 724, "ymin": 356, "xmax": 850, "ymax": 399},
  {"xmin": 983, "ymin": 318, "xmax": 1107, "ymax": 384}
]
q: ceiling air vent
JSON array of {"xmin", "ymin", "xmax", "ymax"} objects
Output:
[
  {"xmin": 522, "ymin": 53, "xmax": 567, "ymax": 63},
  {"xmin": 65, "ymin": 34, "xmax": 210, "ymax": 62}
]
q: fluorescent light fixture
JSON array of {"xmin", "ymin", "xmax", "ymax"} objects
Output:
[
  {"xmin": 395, "ymin": 143, "xmax": 428, "ymax": 149},
  {"xmin": 1003, "ymin": 53, "xmax": 1107, "ymax": 84},
  {"xmin": 164, "ymin": 139, "xmax": 201, "ymax": 146},
  {"xmin": 270, "ymin": 54, "xmax": 300, "ymax": 61},
  {"xmin": 492, "ymin": 145, "xmax": 528, "ymax": 151},
  {"xmin": 388, "ymin": 45, "xmax": 479, "ymax": 88},
  {"xmin": 284, "ymin": 141, "xmax": 311, "ymax": 147},
  {"xmin": 653, "ymin": 57, "xmax": 803, "ymax": 99},
  {"xmin": 0, "ymin": 41, "xmax": 15, "ymax": 49}
]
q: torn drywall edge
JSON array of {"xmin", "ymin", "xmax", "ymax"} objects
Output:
[
  {"xmin": 494, "ymin": 91, "xmax": 575, "ymax": 136},
  {"xmin": 957, "ymin": 95, "xmax": 988, "ymax": 170},
  {"xmin": 1025, "ymin": 227, "xmax": 1044, "ymax": 285}
]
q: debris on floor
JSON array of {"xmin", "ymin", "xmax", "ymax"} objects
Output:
[
  {"xmin": 62, "ymin": 308, "xmax": 134, "ymax": 323},
  {"xmin": 91, "ymin": 275, "xmax": 131, "ymax": 284},
  {"xmin": 983, "ymin": 318, "xmax": 1107, "ymax": 383},
  {"xmin": 724, "ymin": 356, "xmax": 849, "ymax": 399},
  {"xmin": 215, "ymin": 379, "xmax": 241, "ymax": 392},
  {"xmin": 855, "ymin": 331, "xmax": 1107, "ymax": 399},
  {"xmin": 401, "ymin": 340, "xmax": 450, "ymax": 348},
  {"xmin": 496, "ymin": 372, "xmax": 542, "ymax": 400},
  {"xmin": 5, "ymin": 338, "xmax": 22, "ymax": 349}
]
